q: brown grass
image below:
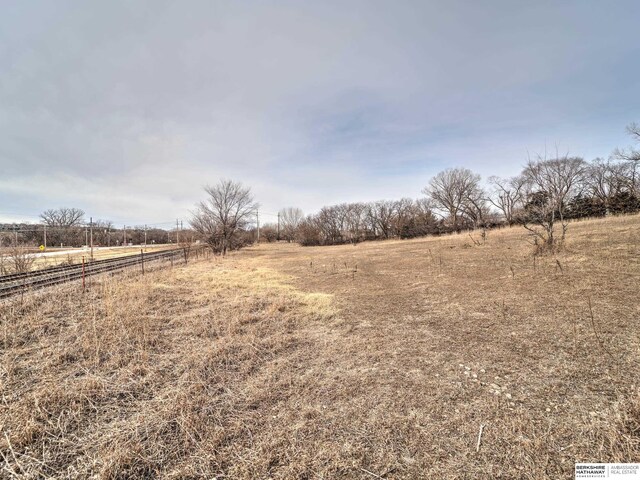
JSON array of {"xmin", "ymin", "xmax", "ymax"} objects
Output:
[
  {"xmin": 1, "ymin": 215, "xmax": 639, "ymax": 478},
  {"xmin": 24, "ymin": 245, "xmax": 174, "ymax": 271}
]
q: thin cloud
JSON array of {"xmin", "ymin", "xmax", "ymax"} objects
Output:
[{"xmin": 1, "ymin": 1, "xmax": 639, "ymax": 223}]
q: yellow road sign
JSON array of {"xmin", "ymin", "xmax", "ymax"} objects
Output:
[{"xmin": 39, "ymin": 245, "xmax": 45, "ymax": 251}]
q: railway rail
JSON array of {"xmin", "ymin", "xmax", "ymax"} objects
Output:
[{"xmin": 0, "ymin": 248, "xmax": 191, "ymax": 299}]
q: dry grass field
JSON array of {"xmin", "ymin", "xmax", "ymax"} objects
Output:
[
  {"xmin": 1, "ymin": 215, "xmax": 639, "ymax": 478},
  {"xmin": 1, "ymin": 245, "xmax": 178, "ymax": 274},
  {"xmin": 28, "ymin": 245, "xmax": 175, "ymax": 271}
]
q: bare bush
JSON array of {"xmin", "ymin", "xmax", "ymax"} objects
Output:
[
  {"xmin": 5, "ymin": 246, "xmax": 36, "ymax": 273},
  {"xmin": 259, "ymin": 224, "xmax": 279, "ymax": 243},
  {"xmin": 521, "ymin": 155, "xmax": 587, "ymax": 252},
  {"xmin": 296, "ymin": 217, "xmax": 323, "ymax": 246},
  {"xmin": 0, "ymin": 250, "xmax": 8, "ymax": 275}
]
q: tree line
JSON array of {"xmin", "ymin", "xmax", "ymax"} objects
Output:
[
  {"xmin": 292, "ymin": 152, "xmax": 638, "ymax": 251},
  {"xmin": 9, "ymin": 123, "xmax": 637, "ymax": 255},
  {"xmin": 1, "ymin": 207, "xmax": 182, "ymax": 249},
  {"xmin": 191, "ymin": 122, "xmax": 639, "ymax": 254}
]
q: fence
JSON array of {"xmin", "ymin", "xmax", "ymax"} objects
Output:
[{"xmin": 0, "ymin": 246, "xmax": 208, "ymax": 300}]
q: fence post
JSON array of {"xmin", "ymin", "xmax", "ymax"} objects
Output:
[
  {"xmin": 183, "ymin": 247, "xmax": 188, "ymax": 265},
  {"xmin": 141, "ymin": 248, "xmax": 144, "ymax": 275},
  {"xmin": 82, "ymin": 256, "xmax": 86, "ymax": 292}
]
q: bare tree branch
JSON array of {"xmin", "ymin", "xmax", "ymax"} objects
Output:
[{"xmin": 190, "ymin": 180, "xmax": 257, "ymax": 255}]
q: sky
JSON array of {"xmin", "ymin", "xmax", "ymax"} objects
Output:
[{"xmin": 1, "ymin": 0, "xmax": 639, "ymax": 226}]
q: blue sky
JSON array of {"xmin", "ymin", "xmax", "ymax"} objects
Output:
[{"xmin": 1, "ymin": 0, "xmax": 639, "ymax": 225}]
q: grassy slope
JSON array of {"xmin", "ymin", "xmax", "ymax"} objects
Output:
[{"xmin": 1, "ymin": 215, "xmax": 639, "ymax": 478}]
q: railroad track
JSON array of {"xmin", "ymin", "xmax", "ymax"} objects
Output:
[{"xmin": 0, "ymin": 248, "xmax": 189, "ymax": 299}]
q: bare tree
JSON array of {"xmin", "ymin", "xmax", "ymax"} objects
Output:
[
  {"xmin": 190, "ymin": 180, "xmax": 257, "ymax": 255},
  {"xmin": 423, "ymin": 168, "xmax": 483, "ymax": 231},
  {"xmin": 488, "ymin": 175, "xmax": 526, "ymax": 225},
  {"xmin": 40, "ymin": 207, "xmax": 85, "ymax": 227},
  {"xmin": 613, "ymin": 122, "xmax": 640, "ymax": 161},
  {"xmin": 612, "ymin": 122, "xmax": 640, "ymax": 193},
  {"xmin": 39, "ymin": 207, "xmax": 85, "ymax": 246},
  {"xmin": 343, "ymin": 202, "xmax": 368, "ymax": 243},
  {"xmin": 521, "ymin": 155, "xmax": 587, "ymax": 251},
  {"xmin": 367, "ymin": 200, "xmax": 396, "ymax": 239},
  {"xmin": 584, "ymin": 158, "xmax": 631, "ymax": 213},
  {"xmin": 279, "ymin": 207, "xmax": 304, "ymax": 242},
  {"xmin": 407, "ymin": 198, "xmax": 439, "ymax": 237},
  {"xmin": 460, "ymin": 185, "xmax": 489, "ymax": 230},
  {"xmin": 391, "ymin": 198, "xmax": 415, "ymax": 237},
  {"xmin": 295, "ymin": 197, "xmax": 438, "ymax": 246},
  {"xmin": 315, "ymin": 205, "xmax": 345, "ymax": 244}
]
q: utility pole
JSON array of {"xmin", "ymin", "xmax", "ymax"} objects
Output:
[
  {"xmin": 90, "ymin": 217, "xmax": 94, "ymax": 261},
  {"xmin": 277, "ymin": 212, "xmax": 280, "ymax": 241},
  {"xmin": 144, "ymin": 224, "xmax": 147, "ymax": 246},
  {"xmin": 176, "ymin": 219, "xmax": 179, "ymax": 244},
  {"xmin": 85, "ymin": 227, "xmax": 88, "ymax": 247},
  {"xmin": 13, "ymin": 224, "xmax": 17, "ymax": 246},
  {"xmin": 123, "ymin": 225, "xmax": 126, "ymax": 246},
  {"xmin": 43, "ymin": 224, "xmax": 47, "ymax": 250}
]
